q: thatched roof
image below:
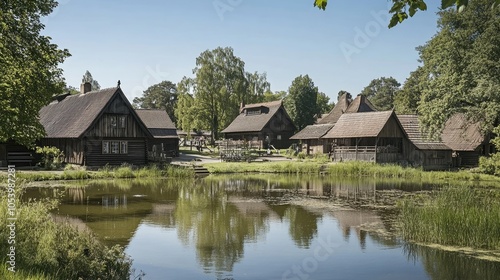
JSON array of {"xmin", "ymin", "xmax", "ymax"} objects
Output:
[
  {"xmin": 290, "ymin": 124, "xmax": 334, "ymax": 140},
  {"xmin": 135, "ymin": 109, "xmax": 178, "ymax": 139},
  {"xmin": 222, "ymin": 100, "xmax": 294, "ymax": 133},
  {"xmin": 322, "ymin": 111, "xmax": 395, "ymax": 138},
  {"xmin": 345, "ymin": 95, "xmax": 377, "ymax": 113},
  {"xmin": 442, "ymin": 113, "xmax": 485, "ymax": 151},
  {"xmin": 40, "ymin": 87, "xmax": 118, "ymax": 138},
  {"xmin": 397, "ymin": 115, "xmax": 450, "ymax": 150},
  {"xmin": 317, "ymin": 93, "xmax": 351, "ymax": 124}
]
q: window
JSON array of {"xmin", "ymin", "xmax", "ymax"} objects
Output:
[
  {"xmin": 120, "ymin": 141, "xmax": 128, "ymax": 154},
  {"xmin": 118, "ymin": 116, "xmax": 127, "ymax": 128},
  {"xmin": 102, "ymin": 141, "xmax": 110, "ymax": 154},
  {"xmin": 111, "ymin": 142, "xmax": 120, "ymax": 154},
  {"xmin": 110, "ymin": 116, "xmax": 117, "ymax": 128}
]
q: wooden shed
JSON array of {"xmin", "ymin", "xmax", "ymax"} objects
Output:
[
  {"xmin": 442, "ymin": 113, "xmax": 494, "ymax": 167},
  {"xmin": 291, "ymin": 93, "xmax": 377, "ymax": 155},
  {"xmin": 322, "ymin": 110, "xmax": 407, "ymax": 163},
  {"xmin": 397, "ymin": 115, "xmax": 452, "ymax": 170},
  {"xmin": 221, "ymin": 100, "xmax": 297, "ymax": 149},
  {"xmin": 37, "ymin": 84, "xmax": 153, "ymax": 166},
  {"xmin": 135, "ymin": 109, "xmax": 179, "ymax": 159}
]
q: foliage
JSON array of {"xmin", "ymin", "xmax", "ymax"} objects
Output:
[
  {"xmin": 262, "ymin": 90, "xmax": 287, "ymax": 102},
  {"xmin": 313, "ymin": 0, "xmax": 500, "ymax": 28},
  {"xmin": 0, "ymin": 189, "xmax": 132, "ymax": 279},
  {"xmin": 360, "ymin": 77, "xmax": 400, "ymax": 111},
  {"xmin": 416, "ymin": 0, "xmax": 500, "ymax": 138},
  {"xmin": 478, "ymin": 126, "xmax": 500, "ymax": 176},
  {"xmin": 35, "ymin": 146, "xmax": 64, "ymax": 170},
  {"xmin": 398, "ymin": 185, "xmax": 500, "ymax": 250},
  {"xmin": 81, "ymin": 70, "xmax": 100, "ymax": 91},
  {"xmin": 336, "ymin": 90, "xmax": 352, "ymax": 102},
  {"xmin": 174, "ymin": 47, "xmax": 270, "ymax": 140},
  {"xmin": 133, "ymin": 80, "xmax": 178, "ymax": 123},
  {"xmin": 316, "ymin": 91, "xmax": 333, "ymax": 115},
  {"xmin": 285, "ymin": 75, "xmax": 319, "ymax": 130},
  {"xmin": 394, "ymin": 67, "xmax": 426, "ymax": 114},
  {"xmin": 0, "ymin": 0, "xmax": 70, "ymax": 147}
]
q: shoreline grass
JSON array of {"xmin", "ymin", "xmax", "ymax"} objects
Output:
[
  {"xmin": 398, "ymin": 185, "xmax": 500, "ymax": 250},
  {"xmin": 204, "ymin": 160, "xmax": 500, "ymax": 183},
  {"xmin": 0, "ymin": 188, "xmax": 132, "ymax": 279},
  {"xmin": 0, "ymin": 165, "xmax": 194, "ymax": 182}
]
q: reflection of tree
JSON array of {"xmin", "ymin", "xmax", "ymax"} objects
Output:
[
  {"xmin": 284, "ymin": 206, "xmax": 321, "ymax": 248},
  {"xmin": 404, "ymin": 243, "xmax": 500, "ymax": 279},
  {"xmin": 175, "ymin": 182, "xmax": 269, "ymax": 273}
]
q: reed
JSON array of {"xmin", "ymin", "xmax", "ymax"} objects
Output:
[
  {"xmin": 204, "ymin": 161, "xmax": 323, "ymax": 174},
  {"xmin": 0, "ymin": 188, "xmax": 132, "ymax": 279},
  {"xmin": 398, "ymin": 185, "xmax": 500, "ymax": 250}
]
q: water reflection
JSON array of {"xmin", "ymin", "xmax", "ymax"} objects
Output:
[{"xmin": 22, "ymin": 176, "xmax": 500, "ymax": 279}]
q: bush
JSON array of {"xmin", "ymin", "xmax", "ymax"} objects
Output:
[
  {"xmin": 479, "ymin": 153, "xmax": 500, "ymax": 176},
  {"xmin": 35, "ymin": 146, "xmax": 64, "ymax": 170},
  {"xmin": 0, "ymin": 189, "xmax": 132, "ymax": 279}
]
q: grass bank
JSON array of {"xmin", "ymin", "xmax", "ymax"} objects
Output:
[
  {"xmin": 2, "ymin": 165, "xmax": 194, "ymax": 182},
  {"xmin": 204, "ymin": 160, "xmax": 500, "ymax": 183},
  {"xmin": 398, "ymin": 185, "xmax": 500, "ymax": 250},
  {"xmin": 0, "ymin": 188, "xmax": 132, "ymax": 279}
]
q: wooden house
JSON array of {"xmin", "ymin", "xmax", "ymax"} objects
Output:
[
  {"xmin": 135, "ymin": 109, "xmax": 179, "ymax": 159},
  {"xmin": 397, "ymin": 115, "xmax": 452, "ymax": 170},
  {"xmin": 37, "ymin": 83, "xmax": 153, "ymax": 166},
  {"xmin": 322, "ymin": 111, "xmax": 407, "ymax": 163},
  {"xmin": 442, "ymin": 113, "xmax": 494, "ymax": 167},
  {"xmin": 221, "ymin": 100, "xmax": 296, "ymax": 149},
  {"xmin": 291, "ymin": 93, "xmax": 376, "ymax": 155}
]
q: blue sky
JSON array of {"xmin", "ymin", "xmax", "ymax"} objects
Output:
[{"xmin": 42, "ymin": 0, "xmax": 440, "ymax": 102}]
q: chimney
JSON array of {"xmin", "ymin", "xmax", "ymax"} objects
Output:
[{"xmin": 80, "ymin": 82, "xmax": 92, "ymax": 94}]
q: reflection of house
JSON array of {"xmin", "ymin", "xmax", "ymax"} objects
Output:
[
  {"xmin": 291, "ymin": 94, "xmax": 377, "ymax": 155},
  {"xmin": 136, "ymin": 109, "xmax": 179, "ymax": 158},
  {"xmin": 398, "ymin": 115, "xmax": 452, "ymax": 170},
  {"xmin": 323, "ymin": 110, "xmax": 407, "ymax": 163},
  {"xmin": 442, "ymin": 113, "xmax": 494, "ymax": 167},
  {"xmin": 221, "ymin": 100, "xmax": 296, "ymax": 149},
  {"xmin": 37, "ymin": 83, "xmax": 152, "ymax": 166}
]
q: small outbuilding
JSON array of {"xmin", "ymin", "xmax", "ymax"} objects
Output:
[
  {"xmin": 135, "ymin": 109, "xmax": 179, "ymax": 159},
  {"xmin": 221, "ymin": 100, "xmax": 296, "ymax": 149}
]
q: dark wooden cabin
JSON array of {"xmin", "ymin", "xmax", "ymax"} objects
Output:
[
  {"xmin": 291, "ymin": 93, "xmax": 377, "ymax": 155},
  {"xmin": 135, "ymin": 109, "xmax": 179, "ymax": 158},
  {"xmin": 221, "ymin": 100, "xmax": 297, "ymax": 149},
  {"xmin": 322, "ymin": 110, "xmax": 407, "ymax": 163},
  {"xmin": 442, "ymin": 113, "xmax": 494, "ymax": 167},
  {"xmin": 398, "ymin": 115, "xmax": 452, "ymax": 170},
  {"xmin": 38, "ymin": 84, "xmax": 153, "ymax": 166}
]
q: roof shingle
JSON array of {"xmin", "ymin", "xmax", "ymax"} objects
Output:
[
  {"xmin": 290, "ymin": 124, "xmax": 334, "ymax": 140},
  {"xmin": 397, "ymin": 115, "xmax": 450, "ymax": 150},
  {"xmin": 322, "ymin": 111, "xmax": 394, "ymax": 138},
  {"xmin": 442, "ymin": 113, "xmax": 485, "ymax": 151},
  {"xmin": 222, "ymin": 100, "xmax": 285, "ymax": 133}
]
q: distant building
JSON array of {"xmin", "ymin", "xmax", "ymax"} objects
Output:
[
  {"xmin": 221, "ymin": 100, "xmax": 296, "ymax": 149},
  {"xmin": 136, "ymin": 109, "xmax": 179, "ymax": 158},
  {"xmin": 291, "ymin": 93, "xmax": 376, "ymax": 155},
  {"xmin": 442, "ymin": 113, "xmax": 495, "ymax": 167}
]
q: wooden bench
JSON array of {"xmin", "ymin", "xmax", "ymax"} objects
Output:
[{"xmin": 7, "ymin": 152, "xmax": 34, "ymax": 165}]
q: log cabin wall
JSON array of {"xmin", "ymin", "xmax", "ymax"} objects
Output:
[
  {"xmin": 85, "ymin": 138, "xmax": 146, "ymax": 166},
  {"xmin": 39, "ymin": 138, "xmax": 84, "ymax": 165}
]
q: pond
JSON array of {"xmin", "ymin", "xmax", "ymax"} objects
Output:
[{"xmin": 23, "ymin": 175, "xmax": 500, "ymax": 280}]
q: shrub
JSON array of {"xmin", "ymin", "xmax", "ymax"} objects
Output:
[{"xmin": 35, "ymin": 146, "xmax": 64, "ymax": 170}]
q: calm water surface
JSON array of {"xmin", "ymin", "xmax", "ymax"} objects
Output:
[{"xmin": 24, "ymin": 175, "xmax": 500, "ymax": 280}]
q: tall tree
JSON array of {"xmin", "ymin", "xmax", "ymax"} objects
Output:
[
  {"xmin": 337, "ymin": 90, "xmax": 352, "ymax": 101},
  {"xmin": 175, "ymin": 77, "xmax": 199, "ymax": 138},
  {"xmin": 245, "ymin": 71, "xmax": 270, "ymax": 104},
  {"xmin": 82, "ymin": 70, "xmax": 101, "ymax": 91},
  {"xmin": 360, "ymin": 77, "xmax": 400, "ymax": 111},
  {"xmin": 316, "ymin": 92, "xmax": 333, "ymax": 115},
  {"xmin": 394, "ymin": 67, "xmax": 426, "ymax": 114},
  {"xmin": 193, "ymin": 47, "xmax": 247, "ymax": 140},
  {"xmin": 263, "ymin": 90, "xmax": 287, "ymax": 102},
  {"xmin": 416, "ymin": 0, "xmax": 500, "ymax": 138},
  {"xmin": 133, "ymin": 80, "xmax": 178, "ymax": 123},
  {"xmin": 0, "ymin": 0, "xmax": 70, "ymax": 146},
  {"xmin": 285, "ymin": 75, "xmax": 319, "ymax": 130},
  {"xmin": 313, "ymin": 0, "xmax": 499, "ymax": 28}
]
